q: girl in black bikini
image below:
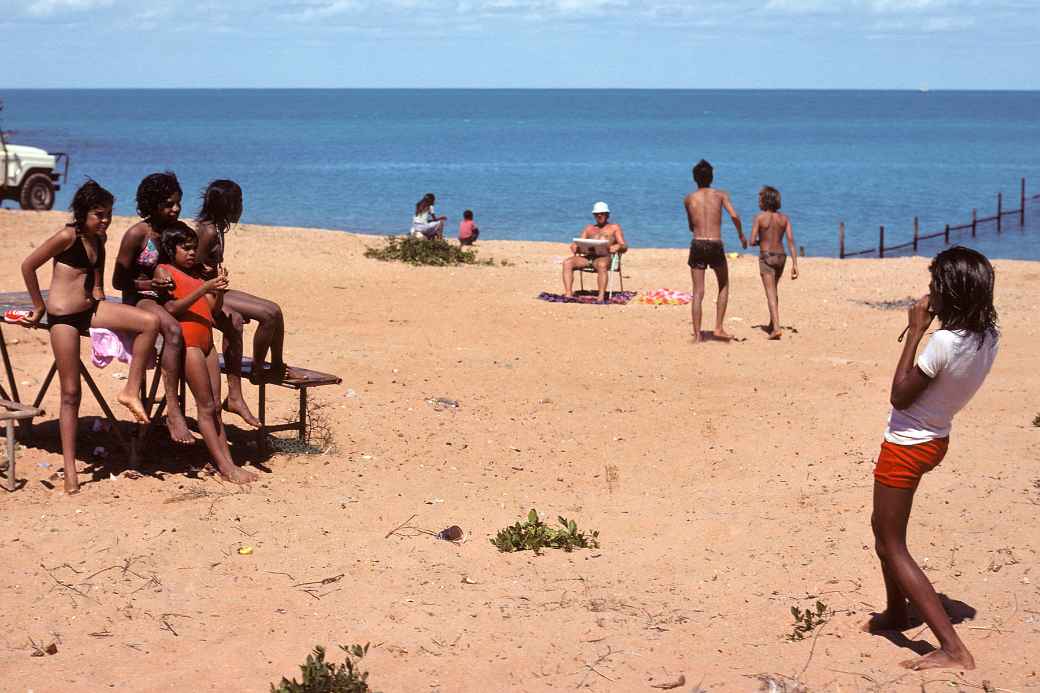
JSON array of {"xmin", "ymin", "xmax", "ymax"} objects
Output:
[
  {"xmin": 195, "ymin": 180, "xmax": 287, "ymax": 396},
  {"xmin": 19, "ymin": 180, "xmax": 159, "ymax": 494},
  {"xmin": 113, "ymin": 172, "xmax": 193, "ymax": 444}
]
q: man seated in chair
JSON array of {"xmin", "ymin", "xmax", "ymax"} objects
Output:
[{"xmin": 562, "ymin": 201, "xmax": 627, "ymax": 302}]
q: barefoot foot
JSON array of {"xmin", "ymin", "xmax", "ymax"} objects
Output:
[
  {"xmin": 768, "ymin": 329, "xmax": 783, "ymax": 340},
  {"xmin": 63, "ymin": 478, "xmax": 81, "ymax": 495},
  {"xmin": 219, "ymin": 465, "xmax": 258, "ymax": 485},
  {"xmin": 116, "ymin": 392, "xmax": 148, "ymax": 423},
  {"xmin": 900, "ymin": 648, "xmax": 975, "ymax": 671},
  {"xmin": 165, "ymin": 411, "xmax": 196, "ymax": 445},
  {"xmin": 223, "ymin": 397, "xmax": 261, "ymax": 428},
  {"xmin": 713, "ymin": 329, "xmax": 735, "ymax": 341},
  {"xmin": 862, "ymin": 610, "xmax": 911, "ymax": 633}
]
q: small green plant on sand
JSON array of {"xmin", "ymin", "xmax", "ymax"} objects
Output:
[
  {"xmin": 491, "ymin": 509, "xmax": 600, "ymax": 554},
  {"xmin": 271, "ymin": 644, "xmax": 379, "ymax": 693},
  {"xmin": 364, "ymin": 235, "xmax": 494, "ymax": 267},
  {"xmin": 786, "ymin": 601, "xmax": 829, "ymax": 641}
]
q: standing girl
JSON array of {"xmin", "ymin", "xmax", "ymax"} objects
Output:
[
  {"xmin": 19, "ymin": 180, "xmax": 159, "ymax": 494},
  {"xmin": 113, "ymin": 172, "xmax": 192, "ymax": 444},
  {"xmin": 749, "ymin": 186, "xmax": 798, "ymax": 340},
  {"xmin": 195, "ymin": 179, "xmax": 287, "ymax": 402},
  {"xmin": 865, "ymin": 246, "xmax": 999, "ymax": 671},
  {"xmin": 156, "ymin": 222, "xmax": 257, "ymax": 484}
]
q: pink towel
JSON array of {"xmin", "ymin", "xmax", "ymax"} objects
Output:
[{"xmin": 89, "ymin": 328, "xmax": 133, "ymax": 368}]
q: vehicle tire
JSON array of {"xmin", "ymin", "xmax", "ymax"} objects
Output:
[{"xmin": 19, "ymin": 173, "xmax": 55, "ymax": 211}]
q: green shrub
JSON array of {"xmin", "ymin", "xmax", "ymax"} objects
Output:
[
  {"xmin": 364, "ymin": 235, "xmax": 493, "ymax": 266},
  {"xmin": 271, "ymin": 644, "xmax": 379, "ymax": 693},
  {"xmin": 491, "ymin": 509, "xmax": 600, "ymax": 554}
]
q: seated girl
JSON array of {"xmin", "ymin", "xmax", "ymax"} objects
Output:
[
  {"xmin": 113, "ymin": 172, "xmax": 192, "ymax": 444},
  {"xmin": 411, "ymin": 192, "xmax": 446, "ymax": 239},
  {"xmin": 155, "ymin": 222, "xmax": 257, "ymax": 485},
  {"xmin": 19, "ymin": 180, "xmax": 159, "ymax": 494},
  {"xmin": 195, "ymin": 180, "xmax": 287, "ymax": 399}
]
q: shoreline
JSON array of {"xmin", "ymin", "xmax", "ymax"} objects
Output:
[{"xmin": 1, "ymin": 207, "xmax": 1038, "ymax": 690}]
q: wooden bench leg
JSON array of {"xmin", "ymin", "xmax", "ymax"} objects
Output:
[
  {"xmin": 256, "ymin": 382, "xmax": 267, "ymax": 455},
  {"xmin": 3, "ymin": 418, "xmax": 14, "ymax": 492},
  {"xmin": 0, "ymin": 325, "xmax": 21, "ymax": 404},
  {"xmin": 298, "ymin": 387, "xmax": 307, "ymax": 442}
]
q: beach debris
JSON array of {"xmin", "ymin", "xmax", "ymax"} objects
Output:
[
  {"xmin": 111, "ymin": 372, "xmax": 128, "ymax": 380},
  {"xmin": 461, "ymin": 575, "xmax": 478, "ymax": 584},
  {"xmin": 424, "ymin": 497, "xmax": 444, "ymax": 505},
  {"xmin": 649, "ymin": 673, "xmax": 686, "ymax": 690},
  {"xmin": 345, "ymin": 388, "xmax": 358, "ymax": 398},
  {"xmin": 854, "ymin": 296, "xmax": 917, "ymax": 311},
  {"xmin": 238, "ymin": 546, "xmax": 254, "ymax": 556},
  {"xmin": 29, "ymin": 639, "xmax": 58, "ymax": 657},
  {"xmin": 426, "ymin": 397, "xmax": 459, "ymax": 411},
  {"xmin": 436, "ymin": 525, "xmax": 463, "ymax": 541}
]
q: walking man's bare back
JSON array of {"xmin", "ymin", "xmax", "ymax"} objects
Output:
[{"xmin": 684, "ymin": 160, "xmax": 745, "ymax": 343}]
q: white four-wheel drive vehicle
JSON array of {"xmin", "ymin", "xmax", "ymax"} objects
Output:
[{"xmin": 0, "ymin": 102, "xmax": 69, "ymax": 210}]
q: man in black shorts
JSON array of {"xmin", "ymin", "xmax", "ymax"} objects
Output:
[{"xmin": 683, "ymin": 160, "xmax": 746, "ymax": 342}]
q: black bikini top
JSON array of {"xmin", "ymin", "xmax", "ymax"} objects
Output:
[{"xmin": 54, "ymin": 232, "xmax": 104, "ymax": 271}]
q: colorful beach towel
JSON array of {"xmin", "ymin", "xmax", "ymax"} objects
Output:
[
  {"xmin": 89, "ymin": 328, "xmax": 134, "ymax": 368},
  {"xmin": 537, "ymin": 291, "xmax": 636, "ymax": 305},
  {"xmin": 635, "ymin": 288, "xmax": 694, "ymax": 305}
]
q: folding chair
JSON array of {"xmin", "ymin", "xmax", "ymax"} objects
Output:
[{"xmin": 578, "ymin": 253, "xmax": 624, "ymax": 299}]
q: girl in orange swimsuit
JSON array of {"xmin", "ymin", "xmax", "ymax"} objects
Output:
[{"xmin": 156, "ymin": 222, "xmax": 256, "ymax": 485}]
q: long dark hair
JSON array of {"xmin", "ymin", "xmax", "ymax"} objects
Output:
[
  {"xmin": 69, "ymin": 178, "xmax": 114, "ymax": 230},
  {"xmin": 415, "ymin": 192, "xmax": 435, "ymax": 215},
  {"xmin": 197, "ymin": 179, "xmax": 243, "ymax": 232},
  {"xmin": 929, "ymin": 246, "xmax": 998, "ymax": 341},
  {"xmin": 159, "ymin": 221, "xmax": 198, "ymax": 265}
]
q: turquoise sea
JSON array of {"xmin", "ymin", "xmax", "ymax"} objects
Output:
[{"xmin": 2, "ymin": 89, "xmax": 1039, "ymax": 258}]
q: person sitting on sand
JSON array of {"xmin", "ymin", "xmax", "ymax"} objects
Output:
[
  {"xmin": 562, "ymin": 201, "xmax": 627, "ymax": 303},
  {"xmin": 18, "ymin": 180, "xmax": 159, "ymax": 494},
  {"xmin": 411, "ymin": 193, "xmax": 446, "ymax": 239},
  {"xmin": 112, "ymin": 172, "xmax": 192, "ymax": 444},
  {"xmin": 195, "ymin": 180, "xmax": 287, "ymax": 421},
  {"xmin": 684, "ymin": 159, "xmax": 746, "ymax": 342},
  {"xmin": 154, "ymin": 222, "xmax": 257, "ymax": 485},
  {"xmin": 458, "ymin": 209, "xmax": 479, "ymax": 246},
  {"xmin": 863, "ymin": 246, "xmax": 999, "ymax": 671},
  {"xmin": 749, "ymin": 186, "xmax": 798, "ymax": 340}
]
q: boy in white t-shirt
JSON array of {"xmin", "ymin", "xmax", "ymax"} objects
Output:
[{"xmin": 863, "ymin": 247, "xmax": 999, "ymax": 672}]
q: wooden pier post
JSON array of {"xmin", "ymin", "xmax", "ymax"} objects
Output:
[
  {"xmin": 1022, "ymin": 178, "xmax": 1027, "ymax": 226},
  {"xmin": 997, "ymin": 192, "xmax": 1003, "ymax": 232},
  {"xmin": 944, "ymin": 223, "xmax": 950, "ymax": 244},
  {"xmin": 839, "ymin": 222, "xmax": 845, "ymax": 259},
  {"xmin": 913, "ymin": 216, "xmax": 919, "ymax": 251},
  {"xmin": 971, "ymin": 208, "xmax": 977, "ymax": 237},
  {"xmin": 879, "ymin": 225, "xmax": 885, "ymax": 258}
]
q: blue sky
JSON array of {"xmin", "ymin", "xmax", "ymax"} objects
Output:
[{"xmin": 1, "ymin": 0, "xmax": 1037, "ymax": 88}]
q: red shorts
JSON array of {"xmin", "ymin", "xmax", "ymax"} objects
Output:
[{"xmin": 873, "ymin": 437, "xmax": 949, "ymax": 490}]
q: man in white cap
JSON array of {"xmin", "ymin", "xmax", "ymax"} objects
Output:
[{"xmin": 562, "ymin": 201, "xmax": 628, "ymax": 302}]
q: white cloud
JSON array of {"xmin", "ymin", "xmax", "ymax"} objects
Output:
[{"xmin": 26, "ymin": 0, "xmax": 114, "ymax": 17}]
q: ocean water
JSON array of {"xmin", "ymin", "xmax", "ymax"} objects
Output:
[{"xmin": 2, "ymin": 89, "xmax": 1039, "ymax": 259}]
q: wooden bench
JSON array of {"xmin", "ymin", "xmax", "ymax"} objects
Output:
[
  {"xmin": 1, "ymin": 399, "xmax": 45, "ymax": 492},
  {"xmin": 226, "ymin": 357, "xmax": 342, "ymax": 454}
]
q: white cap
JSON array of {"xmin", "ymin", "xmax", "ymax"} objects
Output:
[{"xmin": 591, "ymin": 201, "xmax": 610, "ymax": 214}]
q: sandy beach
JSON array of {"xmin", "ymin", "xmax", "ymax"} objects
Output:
[{"xmin": 0, "ymin": 208, "xmax": 1037, "ymax": 692}]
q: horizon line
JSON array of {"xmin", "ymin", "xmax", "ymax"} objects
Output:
[{"xmin": 2, "ymin": 86, "xmax": 1040, "ymax": 93}]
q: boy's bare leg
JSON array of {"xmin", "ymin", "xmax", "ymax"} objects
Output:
[
  {"xmin": 712, "ymin": 261, "xmax": 733, "ymax": 340},
  {"xmin": 867, "ymin": 482, "xmax": 975, "ymax": 671},
  {"xmin": 760, "ymin": 268, "xmax": 782, "ymax": 339},
  {"xmin": 690, "ymin": 267, "xmax": 706, "ymax": 342},
  {"xmin": 184, "ymin": 347, "xmax": 256, "ymax": 485}
]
